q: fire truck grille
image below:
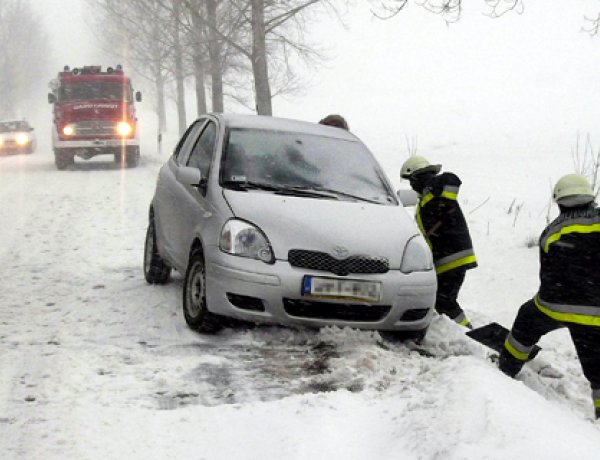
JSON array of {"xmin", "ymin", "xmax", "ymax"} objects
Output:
[
  {"xmin": 73, "ymin": 121, "xmax": 116, "ymax": 136},
  {"xmin": 288, "ymin": 250, "xmax": 389, "ymax": 276}
]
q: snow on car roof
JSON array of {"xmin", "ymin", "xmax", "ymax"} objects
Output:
[{"xmin": 213, "ymin": 113, "xmax": 357, "ymax": 140}]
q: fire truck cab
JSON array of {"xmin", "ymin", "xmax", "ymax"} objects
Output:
[{"xmin": 48, "ymin": 65, "xmax": 142, "ymax": 170}]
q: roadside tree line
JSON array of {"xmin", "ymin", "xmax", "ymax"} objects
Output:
[
  {"xmin": 87, "ymin": 0, "xmax": 345, "ymax": 134},
  {"xmin": 0, "ymin": 0, "xmax": 49, "ymax": 119}
]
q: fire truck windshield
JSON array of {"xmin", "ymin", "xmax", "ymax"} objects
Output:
[{"xmin": 59, "ymin": 82, "xmax": 131, "ymax": 102}]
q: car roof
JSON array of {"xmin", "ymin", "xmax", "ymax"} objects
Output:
[
  {"xmin": 0, "ymin": 120, "xmax": 31, "ymax": 130},
  {"xmin": 211, "ymin": 113, "xmax": 357, "ymax": 141}
]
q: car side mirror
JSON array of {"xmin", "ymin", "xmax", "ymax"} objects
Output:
[
  {"xmin": 397, "ymin": 189, "xmax": 418, "ymax": 207},
  {"xmin": 135, "ymin": 91, "xmax": 142, "ymax": 102},
  {"xmin": 176, "ymin": 166, "xmax": 203, "ymax": 187},
  {"xmin": 48, "ymin": 93, "xmax": 56, "ymax": 104}
]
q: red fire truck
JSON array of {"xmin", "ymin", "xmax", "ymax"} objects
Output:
[{"xmin": 48, "ymin": 65, "xmax": 142, "ymax": 170}]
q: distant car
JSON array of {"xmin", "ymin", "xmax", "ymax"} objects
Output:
[
  {"xmin": 144, "ymin": 113, "xmax": 436, "ymax": 339},
  {"xmin": 0, "ymin": 120, "xmax": 37, "ymax": 155}
]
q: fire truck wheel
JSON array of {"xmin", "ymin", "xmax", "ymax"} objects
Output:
[
  {"xmin": 125, "ymin": 149, "xmax": 140, "ymax": 168},
  {"xmin": 54, "ymin": 150, "xmax": 74, "ymax": 170}
]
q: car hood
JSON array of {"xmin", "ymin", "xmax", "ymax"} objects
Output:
[{"xmin": 223, "ymin": 190, "xmax": 420, "ymax": 268}]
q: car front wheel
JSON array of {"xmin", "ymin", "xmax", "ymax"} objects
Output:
[
  {"xmin": 143, "ymin": 218, "xmax": 171, "ymax": 284},
  {"xmin": 183, "ymin": 249, "xmax": 221, "ymax": 333}
]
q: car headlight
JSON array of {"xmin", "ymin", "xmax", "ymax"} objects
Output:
[
  {"xmin": 15, "ymin": 133, "xmax": 29, "ymax": 145},
  {"xmin": 116, "ymin": 121, "xmax": 132, "ymax": 136},
  {"xmin": 0, "ymin": 136, "xmax": 4, "ymax": 147},
  {"xmin": 400, "ymin": 235, "xmax": 433, "ymax": 273},
  {"xmin": 219, "ymin": 219, "xmax": 274, "ymax": 263},
  {"xmin": 62, "ymin": 125, "xmax": 74, "ymax": 136}
]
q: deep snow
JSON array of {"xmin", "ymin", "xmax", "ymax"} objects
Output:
[{"xmin": 0, "ymin": 127, "xmax": 599, "ymax": 460}]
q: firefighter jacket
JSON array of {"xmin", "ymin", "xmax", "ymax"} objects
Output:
[
  {"xmin": 535, "ymin": 204, "xmax": 600, "ymax": 327},
  {"xmin": 415, "ymin": 172, "xmax": 477, "ymax": 275}
]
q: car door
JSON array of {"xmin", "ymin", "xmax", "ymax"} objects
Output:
[
  {"xmin": 154, "ymin": 119, "xmax": 206, "ymax": 269},
  {"xmin": 170, "ymin": 119, "xmax": 219, "ymax": 269}
]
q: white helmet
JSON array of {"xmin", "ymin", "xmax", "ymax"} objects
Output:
[
  {"xmin": 400, "ymin": 155, "xmax": 441, "ymax": 179},
  {"xmin": 553, "ymin": 173, "xmax": 595, "ymax": 207}
]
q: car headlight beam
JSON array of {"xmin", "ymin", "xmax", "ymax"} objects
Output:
[
  {"xmin": 15, "ymin": 133, "xmax": 29, "ymax": 145},
  {"xmin": 219, "ymin": 219, "xmax": 274, "ymax": 263},
  {"xmin": 117, "ymin": 121, "xmax": 132, "ymax": 136},
  {"xmin": 400, "ymin": 235, "xmax": 433, "ymax": 273}
]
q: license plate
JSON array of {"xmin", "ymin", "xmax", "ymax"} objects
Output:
[{"xmin": 302, "ymin": 276, "xmax": 382, "ymax": 303}]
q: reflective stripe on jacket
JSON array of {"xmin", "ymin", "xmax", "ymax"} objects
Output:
[
  {"xmin": 534, "ymin": 295, "xmax": 600, "ymax": 327},
  {"xmin": 415, "ymin": 172, "xmax": 477, "ymax": 274},
  {"xmin": 537, "ymin": 205, "xmax": 600, "ymax": 322}
]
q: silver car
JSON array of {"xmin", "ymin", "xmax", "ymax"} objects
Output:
[
  {"xmin": 144, "ymin": 113, "xmax": 436, "ymax": 339},
  {"xmin": 0, "ymin": 120, "xmax": 37, "ymax": 155}
]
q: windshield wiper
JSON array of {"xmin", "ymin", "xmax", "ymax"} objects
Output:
[
  {"xmin": 222, "ymin": 181, "xmax": 339, "ymax": 200},
  {"xmin": 222, "ymin": 180, "xmax": 282, "ymax": 192},
  {"xmin": 296, "ymin": 186, "xmax": 387, "ymax": 204}
]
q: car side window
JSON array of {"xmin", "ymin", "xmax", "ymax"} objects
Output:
[
  {"xmin": 187, "ymin": 121, "xmax": 217, "ymax": 178},
  {"xmin": 173, "ymin": 120, "xmax": 205, "ymax": 164}
]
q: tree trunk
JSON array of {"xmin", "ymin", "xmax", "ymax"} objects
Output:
[
  {"xmin": 206, "ymin": 0, "xmax": 224, "ymax": 113},
  {"xmin": 190, "ymin": 3, "xmax": 207, "ymax": 116},
  {"xmin": 193, "ymin": 54, "xmax": 207, "ymax": 116},
  {"xmin": 156, "ymin": 71, "xmax": 167, "ymax": 133},
  {"xmin": 251, "ymin": 0, "xmax": 272, "ymax": 116},
  {"xmin": 173, "ymin": 0, "xmax": 187, "ymax": 135}
]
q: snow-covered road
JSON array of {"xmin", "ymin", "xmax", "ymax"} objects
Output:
[{"xmin": 1, "ymin": 146, "xmax": 599, "ymax": 460}]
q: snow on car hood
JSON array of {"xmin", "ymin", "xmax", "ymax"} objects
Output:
[{"xmin": 223, "ymin": 190, "xmax": 420, "ymax": 267}]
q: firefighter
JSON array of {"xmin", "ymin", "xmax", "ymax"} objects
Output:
[
  {"xmin": 400, "ymin": 155, "xmax": 477, "ymax": 328},
  {"xmin": 499, "ymin": 173, "xmax": 600, "ymax": 420},
  {"xmin": 318, "ymin": 114, "xmax": 349, "ymax": 130}
]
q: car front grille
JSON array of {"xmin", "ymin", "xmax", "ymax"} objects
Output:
[
  {"xmin": 288, "ymin": 249, "xmax": 389, "ymax": 276},
  {"xmin": 283, "ymin": 298, "xmax": 390, "ymax": 322},
  {"xmin": 72, "ymin": 120, "xmax": 116, "ymax": 136}
]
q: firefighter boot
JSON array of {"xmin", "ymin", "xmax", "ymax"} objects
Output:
[{"xmin": 498, "ymin": 349, "xmax": 524, "ymax": 378}]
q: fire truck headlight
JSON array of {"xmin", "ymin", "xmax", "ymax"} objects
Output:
[
  {"xmin": 0, "ymin": 136, "xmax": 4, "ymax": 147},
  {"xmin": 15, "ymin": 134, "xmax": 29, "ymax": 145},
  {"xmin": 117, "ymin": 121, "xmax": 132, "ymax": 136},
  {"xmin": 62, "ymin": 125, "xmax": 74, "ymax": 136}
]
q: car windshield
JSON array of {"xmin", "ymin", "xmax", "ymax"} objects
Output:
[
  {"xmin": 0, "ymin": 121, "xmax": 29, "ymax": 132},
  {"xmin": 220, "ymin": 128, "xmax": 396, "ymax": 204},
  {"xmin": 59, "ymin": 82, "xmax": 131, "ymax": 102}
]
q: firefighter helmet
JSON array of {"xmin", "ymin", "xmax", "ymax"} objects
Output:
[
  {"xmin": 400, "ymin": 155, "xmax": 441, "ymax": 179},
  {"xmin": 553, "ymin": 173, "xmax": 595, "ymax": 207}
]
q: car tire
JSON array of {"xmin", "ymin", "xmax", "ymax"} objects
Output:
[
  {"xmin": 143, "ymin": 218, "xmax": 171, "ymax": 284},
  {"xmin": 54, "ymin": 149, "xmax": 74, "ymax": 170},
  {"xmin": 183, "ymin": 249, "xmax": 221, "ymax": 333},
  {"xmin": 380, "ymin": 327, "xmax": 429, "ymax": 344}
]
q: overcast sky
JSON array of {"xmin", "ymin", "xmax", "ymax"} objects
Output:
[{"xmin": 30, "ymin": 0, "xmax": 600, "ymax": 168}]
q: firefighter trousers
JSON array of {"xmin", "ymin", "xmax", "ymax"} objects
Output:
[
  {"xmin": 499, "ymin": 298, "xmax": 600, "ymax": 419},
  {"xmin": 435, "ymin": 269, "xmax": 469, "ymax": 325}
]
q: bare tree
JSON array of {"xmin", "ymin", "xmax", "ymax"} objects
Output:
[
  {"xmin": 173, "ymin": 0, "xmax": 188, "ymax": 134},
  {"xmin": 0, "ymin": 0, "xmax": 50, "ymax": 119},
  {"xmin": 371, "ymin": 0, "xmax": 522, "ymax": 24},
  {"xmin": 571, "ymin": 132, "xmax": 600, "ymax": 199},
  {"xmin": 88, "ymin": 0, "xmax": 175, "ymax": 133}
]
